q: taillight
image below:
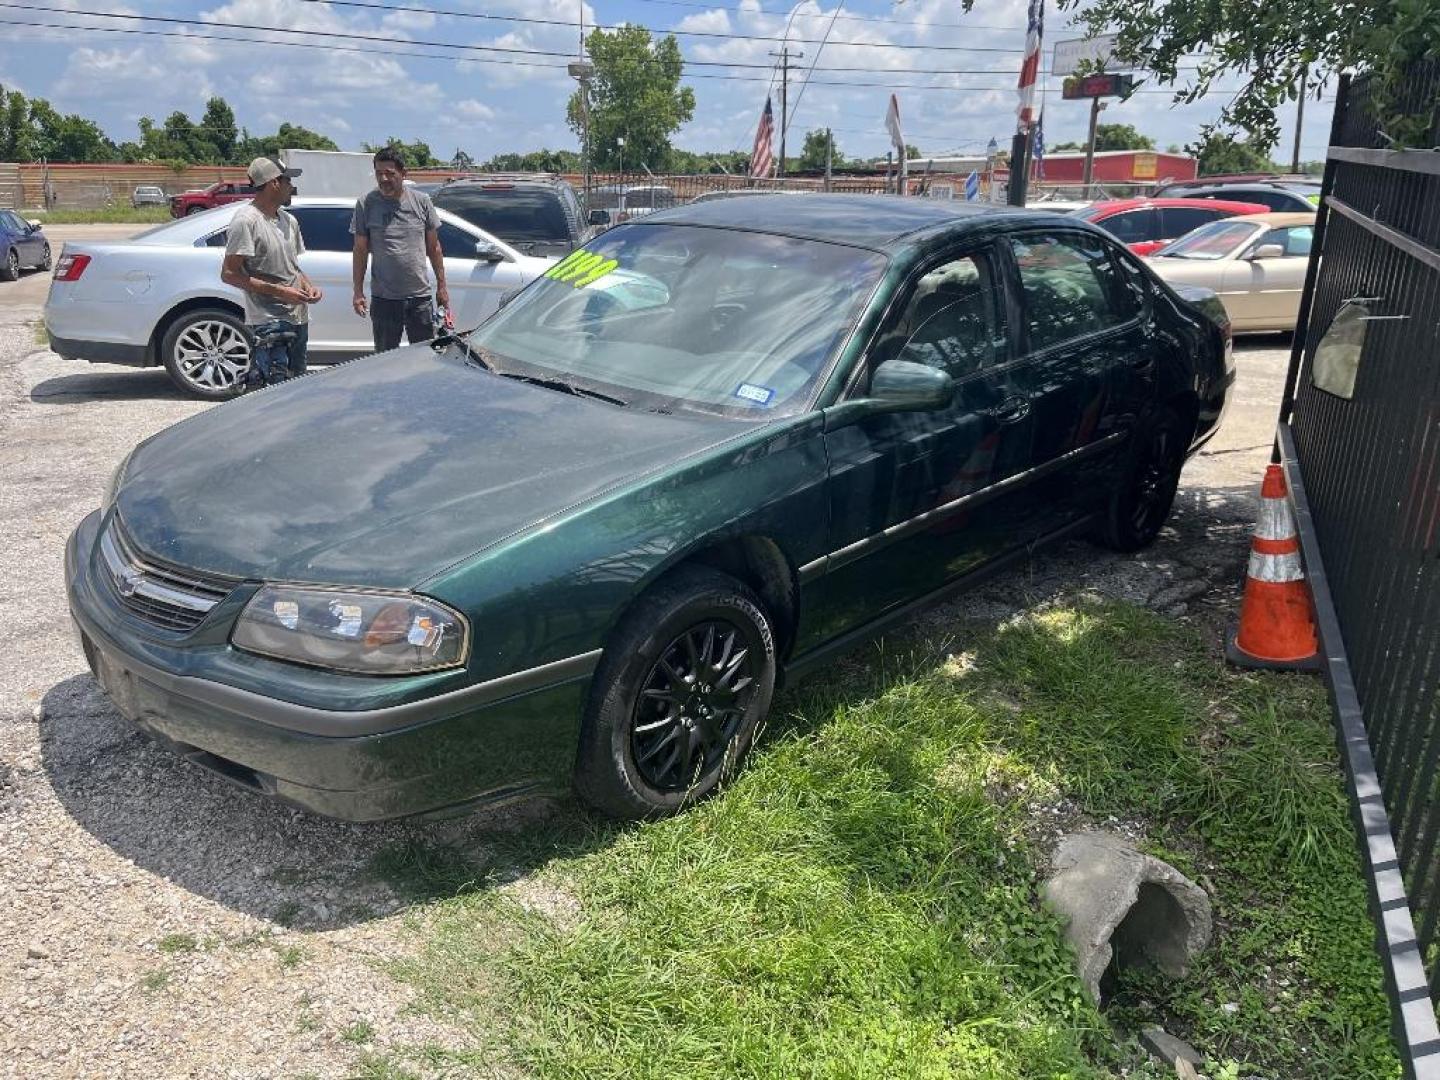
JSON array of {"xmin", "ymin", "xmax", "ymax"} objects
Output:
[{"xmin": 53, "ymin": 253, "xmax": 91, "ymax": 282}]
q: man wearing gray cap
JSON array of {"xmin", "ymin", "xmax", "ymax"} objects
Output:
[{"xmin": 220, "ymin": 156, "xmax": 321, "ymax": 388}]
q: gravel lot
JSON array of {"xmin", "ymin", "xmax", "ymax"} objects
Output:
[{"xmin": 0, "ymin": 242, "xmax": 1292, "ymax": 1077}]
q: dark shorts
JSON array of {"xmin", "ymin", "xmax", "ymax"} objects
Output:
[{"xmin": 371, "ymin": 295, "xmax": 435, "ymax": 352}]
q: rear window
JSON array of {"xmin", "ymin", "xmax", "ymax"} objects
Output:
[{"xmin": 433, "ymin": 187, "xmax": 571, "ymax": 244}]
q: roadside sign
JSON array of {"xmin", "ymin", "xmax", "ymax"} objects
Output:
[
  {"xmin": 1132, "ymin": 152, "xmax": 1158, "ymax": 180},
  {"xmin": 1052, "ymin": 34, "xmax": 1121, "ymax": 76},
  {"xmin": 1061, "ymin": 72, "xmax": 1137, "ymax": 100}
]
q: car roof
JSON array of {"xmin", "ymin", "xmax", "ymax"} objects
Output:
[
  {"xmin": 643, "ymin": 193, "xmax": 1037, "ymax": 249},
  {"xmin": 1086, "ymin": 196, "xmax": 1271, "ymax": 213},
  {"xmin": 1243, "ymin": 211, "xmax": 1317, "ymax": 227}
]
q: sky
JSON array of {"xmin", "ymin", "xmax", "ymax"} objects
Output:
[{"xmin": 0, "ymin": 0, "xmax": 1337, "ymax": 166}]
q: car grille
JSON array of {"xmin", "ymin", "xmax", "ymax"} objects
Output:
[{"xmin": 98, "ymin": 521, "xmax": 237, "ymax": 633}]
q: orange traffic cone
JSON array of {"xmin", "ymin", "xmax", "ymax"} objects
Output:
[{"xmin": 1226, "ymin": 464, "xmax": 1322, "ymax": 671}]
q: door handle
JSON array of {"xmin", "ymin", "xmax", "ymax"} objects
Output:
[{"xmin": 986, "ymin": 396, "xmax": 1031, "ymax": 424}]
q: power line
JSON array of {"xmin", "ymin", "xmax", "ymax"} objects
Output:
[
  {"xmin": 624, "ymin": 0, "xmax": 1020, "ymax": 33},
  {"xmin": 0, "ymin": 13, "xmax": 1331, "ymax": 99},
  {"xmin": 289, "ymin": 0, "xmax": 1032, "ymax": 53}
]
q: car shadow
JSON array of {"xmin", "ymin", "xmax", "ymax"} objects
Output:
[
  {"xmin": 30, "ymin": 369, "xmax": 188, "ymax": 404},
  {"xmin": 36, "ymin": 481, "xmax": 1259, "ymax": 933},
  {"xmin": 37, "ymin": 671, "xmax": 614, "ymax": 931}
]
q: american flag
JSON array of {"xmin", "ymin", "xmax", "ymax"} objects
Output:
[
  {"xmin": 1016, "ymin": 0, "xmax": 1043, "ymax": 130},
  {"xmin": 749, "ymin": 97, "xmax": 775, "ymax": 179}
]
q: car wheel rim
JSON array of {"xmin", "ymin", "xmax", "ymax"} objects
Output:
[
  {"xmin": 1130, "ymin": 426, "xmax": 1178, "ymax": 533},
  {"xmin": 174, "ymin": 320, "xmax": 250, "ymax": 393},
  {"xmin": 631, "ymin": 619, "xmax": 756, "ymax": 792},
  {"xmin": 41, "ymin": 245, "xmax": 50, "ymax": 269},
  {"xmin": 7, "ymin": 251, "xmax": 16, "ymax": 276}
]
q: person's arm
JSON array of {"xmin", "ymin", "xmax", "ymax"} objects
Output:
[
  {"xmin": 425, "ymin": 228, "xmax": 449, "ymax": 310},
  {"xmin": 352, "ymin": 232, "xmax": 370, "ymax": 316},
  {"xmin": 221, "ymin": 252, "xmax": 309, "ymax": 306},
  {"xmin": 289, "ymin": 212, "xmax": 321, "ymax": 302}
]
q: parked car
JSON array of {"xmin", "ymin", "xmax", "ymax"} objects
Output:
[
  {"xmin": 0, "ymin": 209, "xmax": 49, "ymax": 280},
  {"xmin": 587, "ymin": 183, "xmax": 679, "ymax": 223},
  {"xmin": 66, "ymin": 195, "xmax": 1232, "ymax": 822},
  {"xmin": 1151, "ymin": 181, "xmax": 1320, "ymax": 212},
  {"xmin": 689, "ymin": 188, "xmax": 809, "ymax": 204},
  {"xmin": 169, "ymin": 181, "xmax": 257, "ymax": 218},
  {"xmin": 44, "ymin": 197, "xmax": 549, "ymax": 398},
  {"xmin": 131, "ymin": 185, "xmax": 167, "ymax": 209},
  {"xmin": 1145, "ymin": 211, "xmax": 1315, "ymax": 332},
  {"xmin": 1070, "ymin": 197, "xmax": 1269, "ymax": 256},
  {"xmin": 431, "ymin": 174, "xmax": 594, "ymax": 259}
]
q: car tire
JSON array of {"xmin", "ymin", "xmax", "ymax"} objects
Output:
[
  {"xmin": 39, "ymin": 243, "xmax": 51, "ymax": 272},
  {"xmin": 185, "ymin": 205, "xmax": 206, "ymax": 216},
  {"xmin": 575, "ymin": 566, "xmax": 776, "ymax": 820},
  {"xmin": 0, "ymin": 248, "xmax": 17, "ymax": 281},
  {"xmin": 160, "ymin": 307, "xmax": 253, "ymax": 401},
  {"xmin": 1097, "ymin": 406, "xmax": 1189, "ymax": 552}
]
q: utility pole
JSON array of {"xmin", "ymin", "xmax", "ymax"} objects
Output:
[
  {"xmin": 824, "ymin": 128, "xmax": 833, "ymax": 192},
  {"xmin": 1290, "ymin": 64, "xmax": 1309, "ymax": 174},
  {"xmin": 1081, "ymin": 98, "xmax": 1105, "ymax": 190},
  {"xmin": 769, "ymin": 46, "xmax": 801, "ymax": 178}
]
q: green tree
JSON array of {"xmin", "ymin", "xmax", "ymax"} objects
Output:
[
  {"xmin": 797, "ymin": 129, "xmax": 842, "ymax": 171},
  {"xmin": 4, "ymin": 91, "xmax": 33, "ymax": 161},
  {"xmin": 362, "ymin": 138, "xmax": 439, "ymax": 169},
  {"xmin": 479, "ymin": 148, "xmax": 583, "ymax": 172},
  {"xmin": 201, "ymin": 97, "xmax": 237, "ymax": 162},
  {"xmin": 236, "ymin": 123, "xmax": 340, "ymax": 160},
  {"xmin": 1052, "ymin": 0, "xmax": 1440, "ymax": 148},
  {"xmin": 29, "ymin": 99, "xmax": 117, "ymax": 162},
  {"xmin": 566, "ymin": 26, "xmax": 695, "ymax": 171},
  {"xmin": 905, "ymin": 143, "xmax": 921, "ymax": 160},
  {"xmin": 1190, "ymin": 133, "xmax": 1275, "ymax": 175},
  {"xmin": 1051, "ymin": 124, "xmax": 1154, "ymax": 153}
]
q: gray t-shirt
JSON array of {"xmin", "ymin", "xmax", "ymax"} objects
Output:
[
  {"xmin": 224, "ymin": 203, "xmax": 308, "ymax": 325},
  {"xmin": 351, "ymin": 187, "xmax": 441, "ymax": 301}
]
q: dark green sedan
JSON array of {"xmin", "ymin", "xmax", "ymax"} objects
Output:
[{"xmin": 66, "ymin": 195, "xmax": 1232, "ymax": 821}]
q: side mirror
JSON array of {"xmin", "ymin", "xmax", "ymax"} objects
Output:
[
  {"xmin": 26, "ymin": 220, "xmax": 41, "ymax": 231},
  {"xmin": 866, "ymin": 359, "xmax": 954, "ymax": 412},
  {"xmin": 474, "ymin": 240, "xmax": 508, "ymax": 263},
  {"xmin": 588, "ymin": 209, "xmax": 611, "ymax": 227},
  {"xmin": 1247, "ymin": 243, "xmax": 1285, "ymax": 261}
]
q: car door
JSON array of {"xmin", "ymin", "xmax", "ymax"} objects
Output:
[
  {"xmin": 1097, "ymin": 207, "xmax": 1160, "ymax": 253},
  {"xmin": 288, "ymin": 205, "xmax": 364, "ymax": 353},
  {"xmin": 1003, "ymin": 229, "xmax": 1151, "ymax": 529},
  {"xmin": 811, "ymin": 244, "xmax": 1037, "ymax": 632},
  {"xmin": 434, "ymin": 219, "xmax": 529, "ymax": 330},
  {"xmin": 1158, "ymin": 206, "xmax": 1227, "ymax": 249},
  {"xmin": 1220, "ymin": 225, "xmax": 1313, "ymax": 330},
  {"xmin": 3, "ymin": 211, "xmax": 39, "ymax": 265}
]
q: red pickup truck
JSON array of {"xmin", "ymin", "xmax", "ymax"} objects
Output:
[{"xmin": 169, "ymin": 181, "xmax": 257, "ymax": 218}]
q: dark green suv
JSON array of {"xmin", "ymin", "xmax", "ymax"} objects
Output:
[{"xmin": 67, "ymin": 195, "xmax": 1232, "ymax": 822}]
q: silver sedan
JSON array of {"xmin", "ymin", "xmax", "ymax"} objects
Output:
[{"xmin": 44, "ymin": 197, "xmax": 551, "ymax": 399}]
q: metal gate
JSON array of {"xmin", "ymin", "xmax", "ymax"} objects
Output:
[{"xmin": 1280, "ymin": 62, "xmax": 1440, "ymax": 1077}]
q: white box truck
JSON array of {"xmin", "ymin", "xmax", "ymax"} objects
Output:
[{"xmin": 279, "ymin": 149, "xmax": 378, "ymax": 198}]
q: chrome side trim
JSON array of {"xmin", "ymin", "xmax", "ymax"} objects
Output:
[
  {"xmin": 820, "ymin": 431, "xmax": 1128, "ymax": 575},
  {"xmin": 797, "ymin": 556, "xmax": 828, "ymax": 583}
]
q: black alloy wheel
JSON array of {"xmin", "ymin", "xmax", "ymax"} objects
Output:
[
  {"xmin": 575, "ymin": 566, "xmax": 776, "ymax": 820},
  {"xmin": 631, "ymin": 620, "xmax": 758, "ymax": 792},
  {"xmin": 0, "ymin": 248, "xmax": 18, "ymax": 281},
  {"xmin": 1099, "ymin": 406, "xmax": 1189, "ymax": 552},
  {"xmin": 40, "ymin": 243, "xmax": 51, "ymax": 271}
]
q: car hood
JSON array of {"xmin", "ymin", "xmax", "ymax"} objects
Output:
[{"xmin": 116, "ymin": 345, "xmax": 739, "ymax": 587}]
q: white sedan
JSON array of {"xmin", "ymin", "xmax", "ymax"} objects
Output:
[{"xmin": 43, "ymin": 197, "xmax": 551, "ymax": 399}]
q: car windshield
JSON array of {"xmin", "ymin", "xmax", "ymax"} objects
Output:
[
  {"xmin": 467, "ymin": 222, "xmax": 888, "ymax": 419},
  {"xmin": 1153, "ymin": 219, "xmax": 1260, "ymax": 259},
  {"xmin": 435, "ymin": 187, "xmax": 570, "ymax": 242}
]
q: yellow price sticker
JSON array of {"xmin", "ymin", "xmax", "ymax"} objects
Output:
[{"xmin": 544, "ymin": 248, "xmax": 620, "ymax": 288}]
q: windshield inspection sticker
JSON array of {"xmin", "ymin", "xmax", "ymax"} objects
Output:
[
  {"xmin": 544, "ymin": 248, "xmax": 620, "ymax": 288},
  {"xmin": 734, "ymin": 383, "xmax": 775, "ymax": 406}
]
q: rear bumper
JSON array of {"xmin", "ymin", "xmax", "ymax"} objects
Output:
[
  {"xmin": 65, "ymin": 512, "xmax": 589, "ymax": 821},
  {"xmin": 47, "ymin": 331, "xmax": 150, "ymax": 366}
]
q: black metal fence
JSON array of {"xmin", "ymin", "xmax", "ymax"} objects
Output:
[{"xmin": 1282, "ymin": 61, "xmax": 1440, "ymax": 1073}]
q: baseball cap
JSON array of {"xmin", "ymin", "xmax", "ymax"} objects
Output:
[{"xmin": 246, "ymin": 156, "xmax": 303, "ymax": 186}]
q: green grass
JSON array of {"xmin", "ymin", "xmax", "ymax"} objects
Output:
[
  {"xmin": 157, "ymin": 933, "xmax": 198, "ymax": 954},
  {"xmin": 392, "ymin": 599, "xmax": 1397, "ymax": 1079},
  {"xmin": 139, "ymin": 969, "xmax": 170, "ymax": 993},
  {"xmin": 32, "ymin": 206, "xmax": 170, "ymax": 225},
  {"xmin": 342, "ymin": 1019, "xmax": 377, "ymax": 1045},
  {"xmin": 276, "ymin": 944, "xmax": 306, "ymax": 970}
]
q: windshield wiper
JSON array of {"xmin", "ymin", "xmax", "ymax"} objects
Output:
[
  {"xmin": 436, "ymin": 330, "xmax": 498, "ymax": 372},
  {"xmin": 499, "ymin": 372, "xmax": 628, "ymax": 407}
]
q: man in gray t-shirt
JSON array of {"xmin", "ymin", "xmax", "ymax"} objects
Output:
[
  {"xmin": 350, "ymin": 146, "xmax": 450, "ymax": 352},
  {"xmin": 221, "ymin": 156, "xmax": 321, "ymax": 387}
]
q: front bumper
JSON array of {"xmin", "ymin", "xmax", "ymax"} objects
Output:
[{"xmin": 65, "ymin": 512, "xmax": 589, "ymax": 821}]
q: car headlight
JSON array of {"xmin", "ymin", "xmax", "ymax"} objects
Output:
[
  {"xmin": 102, "ymin": 454, "xmax": 130, "ymax": 515},
  {"xmin": 232, "ymin": 586, "xmax": 469, "ymax": 675}
]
